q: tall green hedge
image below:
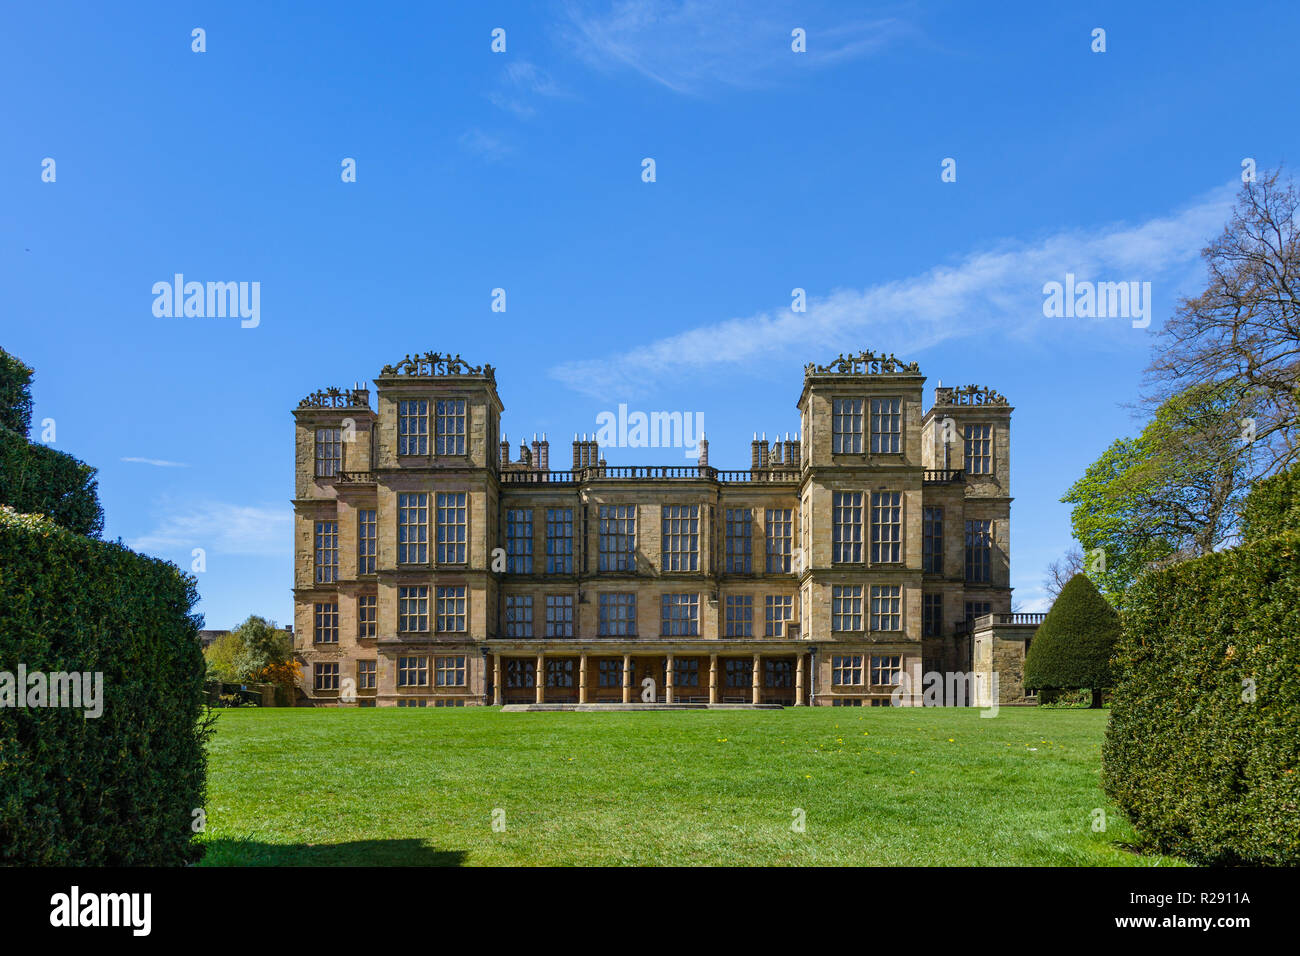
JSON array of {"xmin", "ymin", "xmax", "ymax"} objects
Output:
[
  {"xmin": 0, "ymin": 428, "xmax": 104, "ymax": 537},
  {"xmin": 1023, "ymin": 573, "xmax": 1118, "ymax": 705},
  {"xmin": 1241, "ymin": 463, "xmax": 1300, "ymax": 543},
  {"xmin": 1102, "ymin": 475, "xmax": 1300, "ymax": 863},
  {"xmin": 0, "ymin": 349, "xmax": 34, "ymax": 435},
  {"xmin": 0, "ymin": 507, "xmax": 215, "ymax": 865}
]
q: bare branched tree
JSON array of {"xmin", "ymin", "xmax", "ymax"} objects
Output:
[
  {"xmin": 1145, "ymin": 167, "xmax": 1300, "ymax": 479},
  {"xmin": 1043, "ymin": 545, "xmax": 1084, "ymax": 602}
]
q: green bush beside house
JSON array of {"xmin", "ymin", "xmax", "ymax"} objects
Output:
[
  {"xmin": 1102, "ymin": 464, "xmax": 1300, "ymax": 865},
  {"xmin": 1023, "ymin": 573, "xmax": 1119, "ymax": 708},
  {"xmin": 0, "ymin": 348, "xmax": 213, "ymax": 864}
]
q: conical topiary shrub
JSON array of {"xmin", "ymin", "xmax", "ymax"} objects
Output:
[{"xmin": 1023, "ymin": 572, "xmax": 1119, "ymax": 707}]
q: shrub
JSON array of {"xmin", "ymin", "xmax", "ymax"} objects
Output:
[
  {"xmin": 1023, "ymin": 573, "xmax": 1119, "ymax": 706},
  {"xmin": 1102, "ymin": 520, "xmax": 1300, "ymax": 864},
  {"xmin": 0, "ymin": 348, "xmax": 34, "ymax": 435},
  {"xmin": 0, "ymin": 429, "xmax": 104, "ymax": 537},
  {"xmin": 0, "ymin": 506, "xmax": 215, "ymax": 865},
  {"xmin": 1241, "ymin": 462, "xmax": 1300, "ymax": 542}
]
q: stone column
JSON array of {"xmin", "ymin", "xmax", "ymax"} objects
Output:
[
  {"xmin": 752, "ymin": 652, "xmax": 761, "ymax": 704},
  {"xmin": 579, "ymin": 653, "xmax": 588, "ymax": 704},
  {"xmin": 665, "ymin": 652, "xmax": 675, "ymax": 704},
  {"xmin": 794, "ymin": 653, "xmax": 804, "ymax": 706},
  {"xmin": 535, "ymin": 653, "xmax": 544, "ymax": 705},
  {"xmin": 708, "ymin": 653, "xmax": 718, "ymax": 705},
  {"xmin": 622, "ymin": 653, "xmax": 632, "ymax": 704},
  {"xmin": 492, "ymin": 654, "xmax": 502, "ymax": 706}
]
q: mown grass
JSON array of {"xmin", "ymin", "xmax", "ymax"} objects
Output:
[{"xmin": 198, "ymin": 706, "xmax": 1178, "ymax": 866}]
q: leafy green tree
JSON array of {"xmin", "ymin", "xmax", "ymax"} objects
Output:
[
  {"xmin": 1062, "ymin": 382, "xmax": 1257, "ymax": 605},
  {"xmin": 235, "ymin": 615, "xmax": 293, "ymax": 673},
  {"xmin": 1023, "ymin": 573, "xmax": 1119, "ymax": 708},
  {"xmin": 203, "ymin": 615, "xmax": 293, "ymax": 685},
  {"xmin": 203, "ymin": 629, "xmax": 254, "ymax": 684}
]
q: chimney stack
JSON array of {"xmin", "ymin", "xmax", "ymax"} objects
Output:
[
  {"xmin": 698, "ymin": 432, "xmax": 709, "ymax": 467},
  {"xmin": 784, "ymin": 432, "xmax": 797, "ymax": 470},
  {"xmin": 531, "ymin": 433, "xmax": 541, "ymax": 471},
  {"xmin": 751, "ymin": 432, "xmax": 761, "ymax": 471},
  {"xmin": 572, "ymin": 434, "xmax": 582, "ymax": 470},
  {"xmin": 759, "ymin": 432, "xmax": 770, "ymax": 469},
  {"xmin": 539, "ymin": 433, "xmax": 549, "ymax": 471},
  {"xmin": 501, "ymin": 433, "xmax": 511, "ymax": 466}
]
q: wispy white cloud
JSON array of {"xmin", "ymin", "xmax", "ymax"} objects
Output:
[
  {"xmin": 561, "ymin": 0, "xmax": 909, "ymax": 94},
  {"xmin": 488, "ymin": 60, "xmax": 566, "ymax": 117},
  {"xmin": 128, "ymin": 499, "xmax": 290, "ymax": 557},
  {"xmin": 549, "ymin": 183, "xmax": 1237, "ymax": 399},
  {"xmin": 121, "ymin": 456, "xmax": 188, "ymax": 468},
  {"xmin": 458, "ymin": 128, "xmax": 513, "ymax": 161}
]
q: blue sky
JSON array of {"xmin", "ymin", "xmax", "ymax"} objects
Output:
[{"xmin": 3, "ymin": 1, "xmax": 1296, "ymax": 627}]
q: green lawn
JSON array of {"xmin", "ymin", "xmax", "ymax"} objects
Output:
[{"xmin": 199, "ymin": 706, "xmax": 1179, "ymax": 866}]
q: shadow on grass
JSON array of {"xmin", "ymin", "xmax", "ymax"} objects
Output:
[{"xmin": 199, "ymin": 838, "xmax": 467, "ymax": 867}]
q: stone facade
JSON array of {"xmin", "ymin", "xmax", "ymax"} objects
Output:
[{"xmin": 291, "ymin": 351, "xmax": 1015, "ymax": 707}]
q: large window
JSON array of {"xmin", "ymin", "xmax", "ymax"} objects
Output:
[
  {"xmin": 358, "ymin": 508, "xmax": 377, "ymax": 574},
  {"xmin": 436, "ymin": 492, "xmax": 467, "ymax": 564},
  {"xmin": 546, "ymin": 508, "xmax": 573, "ymax": 574},
  {"xmin": 598, "ymin": 593, "xmax": 637, "ymax": 636},
  {"xmin": 598, "ymin": 659, "xmax": 623, "ymax": 688},
  {"xmin": 725, "ymin": 508, "xmax": 753, "ymax": 573},
  {"xmin": 870, "ymin": 398, "xmax": 901, "ymax": 454},
  {"xmin": 964, "ymin": 424, "xmax": 992, "ymax": 475},
  {"xmin": 397, "ymin": 493, "xmax": 428, "ymax": 564},
  {"xmin": 832, "ymin": 655, "xmax": 863, "ymax": 686},
  {"xmin": 871, "ymin": 492, "xmax": 901, "ymax": 563},
  {"xmin": 661, "ymin": 593, "xmax": 699, "ymax": 636},
  {"xmin": 314, "ymin": 602, "xmax": 338, "ymax": 643},
  {"xmin": 832, "ymin": 492, "xmax": 862, "ymax": 564},
  {"xmin": 724, "ymin": 659, "xmax": 752, "ymax": 688},
  {"xmin": 504, "ymin": 595, "xmax": 533, "ymax": 638},
  {"xmin": 965, "ymin": 519, "xmax": 992, "ymax": 583},
  {"xmin": 765, "ymin": 594, "xmax": 793, "ymax": 636},
  {"xmin": 314, "ymin": 520, "xmax": 338, "ymax": 583},
  {"xmin": 831, "ymin": 585, "xmax": 862, "ymax": 632},
  {"xmin": 764, "ymin": 659, "xmax": 793, "ymax": 688},
  {"xmin": 871, "ymin": 655, "xmax": 903, "ymax": 686},
  {"xmin": 725, "ymin": 594, "xmax": 753, "ymax": 637},
  {"xmin": 435, "ymin": 399, "xmax": 466, "ymax": 456},
  {"xmin": 397, "ymin": 656, "xmax": 428, "ymax": 687},
  {"xmin": 870, "ymin": 585, "xmax": 901, "ymax": 631},
  {"xmin": 357, "ymin": 594, "xmax": 377, "ymax": 638},
  {"xmin": 598, "ymin": 505, "xmax": 636, "ymax": 571},
  {"xmin": 765, "ymin": 508, "xmax": 792, "ymax": 572},
  {"xmin": 398, "ymin": 586, "xmax": 428, "ymax": 632},
  {"xmin": 506, "ymin": 509, "xmax": 533, "ymax": 573},
  {"xmin": 435, "ymin": 656, "xmax": 466, "ymax": 687},
  {"xmin": 673, "ymin": 658, "xmax": 700, "ymax": 688},
  {"xmin": 661, "ymin": 505, "xmax": 699, "ymax": 571},
  {"xmin": 922, "ymin": 507, "xmax": 943, "ymax": 574},
  {"xmin": 436, "ymin": 585, "xmax": 467, "ymax": 632},
  {"xmin": 315, "ymin": 428, "xmax": 342, "ymax": 477},
  {"xmin": 832, "ymin": 398, "xmax": 863, "ymax": 454},
  {"xmin": 965, "ymin": 601, "xmax": 991, "ymax": 623},
  {"xmin": 546, "ymin": 659, "xmax": 575, "ymax": 688},
  {"xmin": 398, "ymin": 400, "xmax": 428, "ymax": 456},
  {"xmin": 357, "ymin": 659, "xmax": 376, "ymax": 690},
  {"xmin": 505, "ymin": 659, "xmax": 535, "ymax": 689},
  {"xmin": 545, "ymin": 594, "xmax": 574, "ymax": 638},
  {"xmin": 922, "ymin": 593, "xmax": 943, "ymax": 638},
  {"xmin": 314, "ymin": 661, "xmax": 339, "ymax": 691}
]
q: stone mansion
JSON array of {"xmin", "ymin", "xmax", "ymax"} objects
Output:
[{"xmin": 292, "ymin": 350, "xmax": 1023, "ymax": 707}]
